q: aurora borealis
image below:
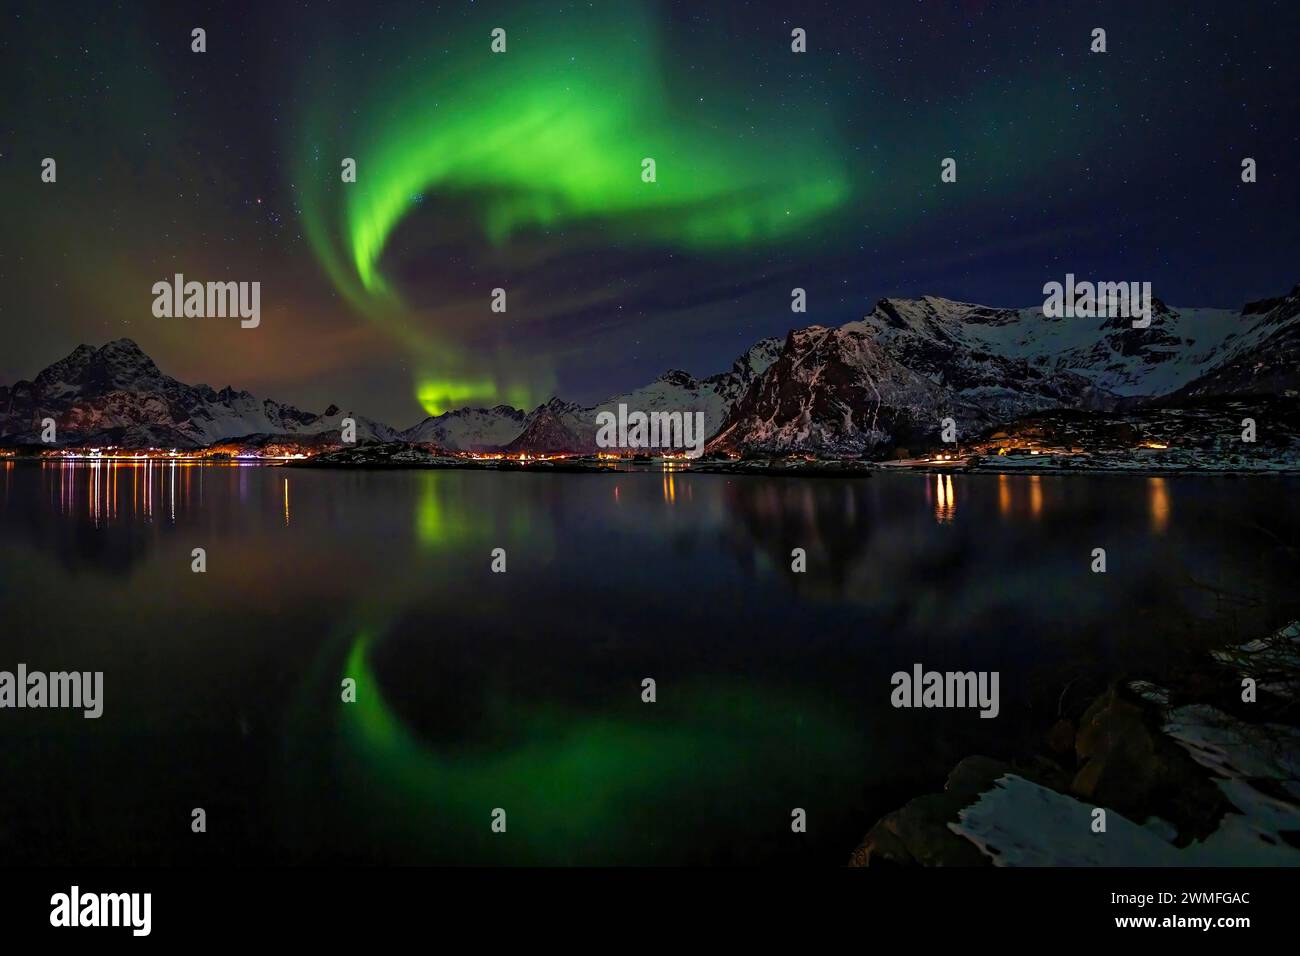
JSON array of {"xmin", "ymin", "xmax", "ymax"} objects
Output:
[
  {"xmin": 278, "ymin": 624, "xmax": 863, "ymax": 864},
  {"xmin": 3, "ymin": 0, "xmax": 1299, "ymax": 425},
  {"xmin": 299, "ymin": 4, "xmax": 848, "ymax": 295},
  {"xmin": 8, "ymin": 0, "xmax": 1300, "ymax": 900},
  {"xmin": 292, "ymin": 2, "xmax": 850, "ymax": 412}
]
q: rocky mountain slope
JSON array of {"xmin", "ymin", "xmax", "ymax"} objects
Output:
[
  {"xmin": 711, "ymin": 286, "xmax": 1300, "ymax": 455},
  {"xmin": 708, "ymin": 325, "xmax": 961, "ymax": 456},
  {"xmin": 400, "ymin": 404, "xmax": 527, "ymax": 452},
  {"xmin": 4, "ymin": 284, "xmax": 1295, "ymax": 455},
  {"xmin": 0, "ymin": 339, "xmax": 395, "ymax": 448},
  {"xmin": 403, "ymin": 336, "xmax": 783, "ymax": 455},
  {"xmin": 1164, "ymin": 286, "xmax": 1300, "ymax": 401}
]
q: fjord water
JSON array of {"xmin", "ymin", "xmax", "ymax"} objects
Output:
[{"xmin": 1, "ymin": 461, "xmax": 1296, "ymax": 865}]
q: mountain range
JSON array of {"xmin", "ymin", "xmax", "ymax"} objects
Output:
[
  {"xmin": 2, "ymin": 284, "xmax": 1296, "ymax": 455},
  {"xmin": 712, "ymin": 286, "xmax": 1299, "ymax": 454},
  {"xmin": 0, "ymin": 339, "xmax": 397, "ymax": 449}
]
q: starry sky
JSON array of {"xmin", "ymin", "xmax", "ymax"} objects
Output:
[{"xmin": 2, "ymin": 0, "xmax": 1297, "ymax": 427}]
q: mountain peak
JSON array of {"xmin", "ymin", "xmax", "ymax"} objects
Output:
[
  {"xmin": 867, "ymin": 296, "xmax": 1021, "ymax": 333},
  {"xmin": 657, "ymin": 369, "xmax": 697, "ymax": 388},
  {"xmin": 874, "ymin": 294, "xmax": 976, "ymax": 310},
  {"xmin": 32, "ymin": 339, "xmax": 160, "ymax": 395},
  {"xmin": 540, "ymin": 396, "xmax": 581, "ymax": 413},
  {"xmin": 1242, "ymin": 284, "xmax": 1300, "ymax": 316},
  {"xmin": 2, "ymin": 338, "xmax": 396, "ymax": 448},
  {"xmin": 100, "ymin": 337, "xmax": 147, "ymax": 355}
]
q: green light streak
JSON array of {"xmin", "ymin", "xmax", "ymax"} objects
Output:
[
  {"xmin": 293, "ymin": 2, "xmax": 849, "ymax": 416},
  {"xmin": 416, "ymin": 377, "xmax": 500, "ymax": 417},
  {"xmin": 278, "ymin": 622, "xmax": 863, "ymax": 864}
]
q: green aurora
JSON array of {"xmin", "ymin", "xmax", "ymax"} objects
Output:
[
  {"xmin": 277, "ymin": 625, "xmax": 864, "ymax": 864},
  {"xmin": 293, "ymin": 3, "xmax": 850, "ymax": 415}
]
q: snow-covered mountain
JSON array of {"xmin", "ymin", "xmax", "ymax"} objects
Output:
[
  {"xmin": 1166, "ymin": 287, "xmax": 1300, "ymax": 400},
  {"xmin": 0, "ymin": 338, "xmax": 396, "ymax": 448},
  {"xmin": 700, "ymin": 336, "xmax": 785, "ymax": 407},
  {"xmin": 574, "ymin": 336, "xmax": 782, "ymax": 450},
  {"xmin": 405, "ymin": 336, "xmax": 784, "ymax": 455},
  {"xmin": 500, "ymin": 370, "xmax": 738, "ymax": 456},
  {"xmin": 711, "ymin": 286, "xmax": 1300, "ymax": 455},
  {"xmin": 708, "ymin": 325, "xmax": 963, "ymax": 456},
  {"xmin": 844, "ymin": 288, "xmax": 1300, "ymax": 402},
  {"xmin": 5, "ymin": 285, "xmax": 1295, "ymax": 456},
  {"xmin": 502, "ymin": 399, "xmax": 591, "ymax": 455},
  {"xmin": 400, "ymin": 404, "xmax": 527, "ymax": 451}
]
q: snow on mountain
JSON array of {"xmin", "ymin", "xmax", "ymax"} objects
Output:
[
  {"xmin": 1166, "ymin": 286, "xmax": 1300, "ymax": 400},
  {"xmin": 0, "ymin": 338, "xmax": 395, "ymax": 448},
  {"xmin": 701, "ymin": 336, "xmax": 784, "ymax": 406},
  {"xmin": 400, "ymin": 404, "xmax": 527, "ymax": 451},
  {"xmin": 5, "ymin": 287, "xmax": 1295, "ymax": 456},
  {"xmin": 709, "ymin": 325, "xmax": 963, "ymax": 456},
  {"xmin": 841, "ymin": 297, "xmax": 1114, "ymax": 418},
  {"xmin": 502, "ymin": 399, "xmax": 592, "ymax": 455},
  {"xmin": 577, "ymin": 336, "xmax": 785, "ymax": 448},
  {"xmin": 845, "ymin": 293, "xmax": 1288, "ymax": 401},
  {"xmin": 404, "ymin": 336, "xmax": 784, "ymax": 454},
  {"xmin": 507, "ymin": 369, "xmax": 736, "ymax": 455},
  {"xmin": 713, "ymin": 286, "xmax": 1300, "ymax": 455}
]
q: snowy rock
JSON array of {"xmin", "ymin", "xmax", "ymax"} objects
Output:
[{"xmin": 0, "ymin": 339, "xmax": 395, "ymax": 449}]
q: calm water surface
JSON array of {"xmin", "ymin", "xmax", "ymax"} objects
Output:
[{"xmin": 1, "ymin": 460, "xmax": 1296, "ymax": 865}]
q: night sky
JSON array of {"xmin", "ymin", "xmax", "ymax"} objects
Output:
[{"xmin": 2, "ymin": 0, "xmax": 1297, "ymax": 427}]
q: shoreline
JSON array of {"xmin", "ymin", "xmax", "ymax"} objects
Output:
[
  {"xmin": 850, "ymin": 621, "xmax": 1300, "ymax": 867},
  {"xmin": 6, "ymin": 451, "xmax": 1300, "ymax": 478}
]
